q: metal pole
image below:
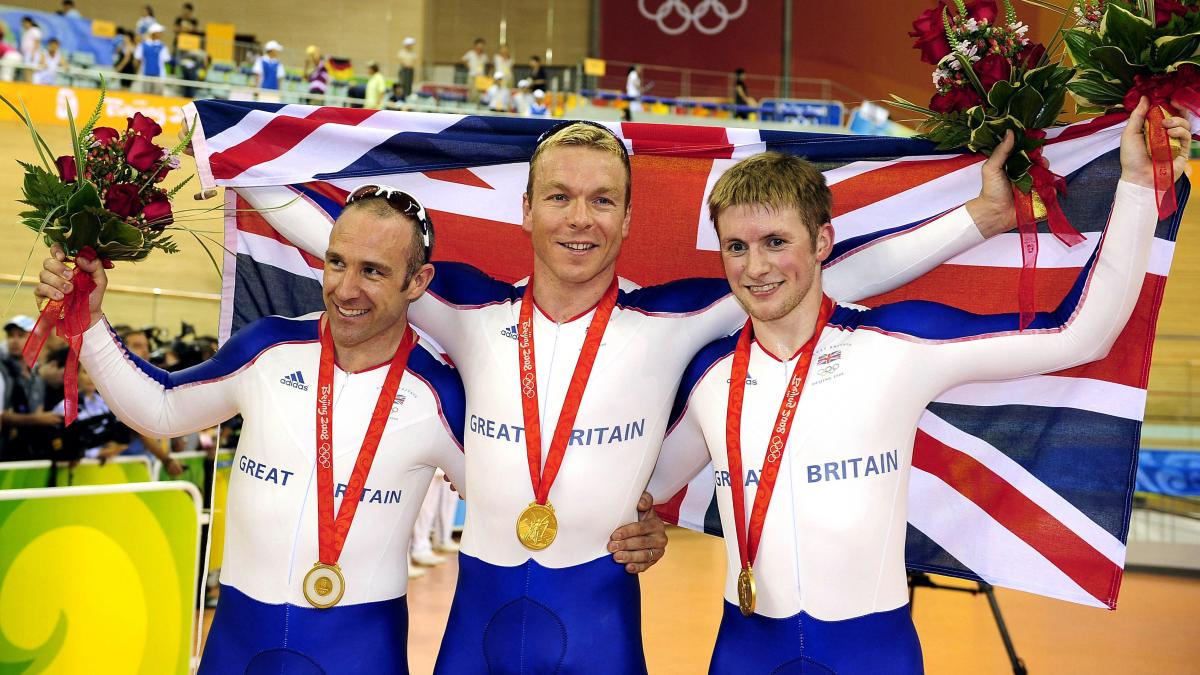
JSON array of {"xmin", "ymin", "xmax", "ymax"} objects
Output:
[{"xmin": 781, "ymin": 0, "xmax": 793, "ymax": 98}]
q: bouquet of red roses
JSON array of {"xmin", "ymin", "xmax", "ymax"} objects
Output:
[
  {"xmin": 893, "ymin": 0, "xmax": 1083, "ymax": 329},
  {"xmin": 1, "ymin": 86, "xmax": 194, "ymax": 424},
  {"xmin": 1064, "ymin": 0, "xmax": 1199, "ymax": 218}
]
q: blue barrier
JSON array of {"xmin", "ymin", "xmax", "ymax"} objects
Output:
[
  {"xmin": 0, "ymin": 9, "xmax": 116, "ymax": 66},
  {"xmin": 1136, "ymin": 449, "xmax": 1200, "ymax": 497}
]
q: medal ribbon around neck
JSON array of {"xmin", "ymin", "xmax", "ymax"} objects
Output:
[
  {"xmin": 315, "ymin": 319, "xmax": 418, "ymax": 568},
  {"xmin": 517, "ymin": 279, "xmax": 619, "ymax": 507},
  {"xmin": 725, "ymin": 296, "xmax": 834, "ymax": 577}
]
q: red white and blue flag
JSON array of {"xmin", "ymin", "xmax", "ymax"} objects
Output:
[{"xmin": 185, "ymin": 100, "xmax": 1186, "ymax": 609}]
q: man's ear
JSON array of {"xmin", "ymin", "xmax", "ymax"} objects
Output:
[{"xmin": 814, "ymin": 223, "xmax": 835, "ymax": 262}]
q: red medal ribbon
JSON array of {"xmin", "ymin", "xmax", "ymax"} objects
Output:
[
  {"xmin": 314, "ymin": 319, "xmax": 418, "ymax": 566},
  {"xmin": 22, "ymin": 246, "xmax": 113, "ymax": 426},
  {"xmin": 725, "ymin": 296, "xmax": 834, "ymax": 572},
  {"xmin": 1121, "ymin": 65, "xmax": 1200, "ymax": 221},
  {"xmin": 1013, "ymin": 131, "xmax": 1086, "ymax": 330},
  {"xmin": 517, "ymin": 279, "xmax": 619, "ymax": 505}
]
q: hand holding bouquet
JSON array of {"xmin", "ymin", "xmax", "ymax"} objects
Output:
[{"xmin": 2, "ymin": 87, "xmax": 194, "ymax": 424}]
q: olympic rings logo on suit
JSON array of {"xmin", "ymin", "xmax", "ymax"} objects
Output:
[
  {"xmin": 818, "ymin": 364, "xmax": 839, "ymax": 376},
  {"xmin": 637, "ymin": 0, "xmax": 748, "ymax": 36}
]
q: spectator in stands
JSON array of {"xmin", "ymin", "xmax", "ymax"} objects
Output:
[
  {"xmin": 1, "ymin": 316, "xmax": 59, "ymax": 460},
  {"xmin": 364, "ymin": 60, "xmax": 388, "ymax": 110},
  {"xmin": 733, "ymin": 67, "xmax": 759, "ymax": 120},
  {"xmin": 52, "ymin": 366, "xmax": 127, "ymax": 461},
  {"xmin": 19, "ymin": 17, "xmax": 43, "ymax": 81},
  {"xmin": 304, "ymin": 44, "xmax": 329, "ymax": 102},
  {"xmin": 484, "ymin": 69, "xmax": 509, "ymax": 112},
  {"xmin": 136, "ymin": 5, "xmax": 157, "ymax": 38},
  {"xmin": 174, "ymin": 2, "xmax": 199, "ymax": 34},
  {"xmin": 0, "ymin": 27, "xmax": 23, "ymax": 82},
  {"xmin": 624, "ymin": 64, "xmax": 643, "ymax": 122},
  {"xmin": 112, "ymin": 28, "xmax": 137, "ymax": 89},
  {"xmin": 530, "ymin": 88, "xmax": 548, "ymax": 117},
  {"xmin": 31, "ymin": 38, "xmax": 62, "ymax": 86},
  {"xmin": 389, "ymin": 81, "xmax": 406, "ymax": 107},
  {"xmin": 252, "ymin": 40, "xmax": 285, "ymax": 92},
  {"xmin": 513, "ymin": 77, "xmax": 532, "ymax": 115},
  {"xmin": 493, "ymin": 44, "xmax": 512, "ymax": 87},
  {"xmin": 396, "ymin": 36, "xmax": 417, "ymax": 100},
  {"xmin": 58, "ymin": 1, "xmax": 82, "ymax": 18},
  {"xmin": 462, "ymin": 37, "xmax": 487, "ymax": 103},
  {"xmin": 528, "ymin": 54, "xmax": 547, "ymax": 92},
  {"xmin": 134, "ymin": 23, "xmax": 170, "ymax": 95}
]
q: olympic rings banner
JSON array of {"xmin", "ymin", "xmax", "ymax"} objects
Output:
[
  {"xmin": 0, "ymin": 483, "xmax": 201, "ymax": 674},
  {"xmin": 601, "ymin": 0, "xmax": 783, "ymax": 77}
]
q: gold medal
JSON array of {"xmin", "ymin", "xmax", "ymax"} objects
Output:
[
  {"xmin": 516, "ymin": 501, "xmax": 558, "ymax": 550},
  {"xmin": 303, "ymin": 562, "xmax": 345, "ymax": 609},
  {"xmin": 737, "ymin": 565, "xmax": 756, "ymax": 616}
]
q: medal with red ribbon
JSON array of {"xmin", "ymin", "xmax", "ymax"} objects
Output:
[
  {"xmin": 514, "ymin": 278, "xmax": 619, "ymax": 550},
  {"xmin": 304, "ymin": 319, "xmax": 418, "ymax": 608},
  {"xmin": 725, "ymin": 296, "xmax": 834, "ymax": 616}
]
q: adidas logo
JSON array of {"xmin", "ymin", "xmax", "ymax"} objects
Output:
[
  {"xmin": 500, "ymin": 325, "xmax": 519, "ymax": 340},
  {"xmin": 726, "ymin": 374, "xmax": 757, "ymax": 386},
  {"xmin": 280, "ymin": 371, "xmax": 309, "ymax": 391}
]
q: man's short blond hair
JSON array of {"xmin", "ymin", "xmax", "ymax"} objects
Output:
[
  {"xmin": 527, "ymin": 122, "xmax": 632, "ymax": 209},
  {"xmin": 708, "ymin": 152, "xmax": 832, "ymax": 247}
]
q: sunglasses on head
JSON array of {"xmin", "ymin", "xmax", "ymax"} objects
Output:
[
  {"xmin": 534, "ymin": 120, "xmax": 630, "ymax": 161},
  {"xmin": 345, "ymin": 184, "xmax": 435, "ymax": 263}
]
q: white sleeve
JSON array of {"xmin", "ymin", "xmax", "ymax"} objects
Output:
[
  {"xmin": 133, "ymin": 43, "xmax": 144, "ymax": 61},
  {"xmin": 925, "ymin": 180, "xmax": 1158, "ymax": 385},
  {"xmin": 410, "ymin": 261, "xmax": 516, "ymax": 362},
  {"xmin": 822, "ymin": 206, "xmax": 984, "ymax": 303},
  {"xmin": 251, "ymin": 58, "xmax": 263, "ymax": 76},
  {"xmin": 648, "ymin": 360, "xmax": 710, "ymax": 502},
  {"xmin": 79, "ymin": 319, "xmax": 241, "ymax": 437},
  {"xmin": 430, "ymin": 433, "xmax": 466, "ymax": 500}
]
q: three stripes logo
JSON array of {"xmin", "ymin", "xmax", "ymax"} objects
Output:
[
  {"xmin": 280, "ymin": 371, "xmax": 309, "ymax": 391},
  {"xmin": 500, "ymin": 324, "xmax": 519, "ymax": 340}
]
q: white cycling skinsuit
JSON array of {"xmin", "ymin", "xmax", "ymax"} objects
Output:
[
  {"xmin": 408, "ymin": 206, "xmax": 985, "ymax": 674},
  {"xmin": 647, "ymin": 181, "xmax": 1157, "ymax": 674},
  {"xmin": 79, "ymin": 312, "xmax": 466, "ymax": 675}
]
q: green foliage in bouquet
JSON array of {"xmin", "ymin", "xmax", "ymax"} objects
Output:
[{"xmin": 1064, "ymin": 0, "xmax": 1200, "ymax": 112}]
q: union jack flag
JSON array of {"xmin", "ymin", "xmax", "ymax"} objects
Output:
[
  {"xmin": 817, "ymin": 351, "xmax": 841, "ymax": 365},
  {"xmin": 184, "ymin": 100, "xmax": 1187, "ymax": 609}
]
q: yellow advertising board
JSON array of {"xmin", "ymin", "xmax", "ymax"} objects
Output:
[
  {"xmin": 205, "ymin": 23, "xmax": 236, "ymax": 63},
  {"xmin": 584, "ymin": 58, "xmax": 607, "ymax": 77},
  {"xmin": 0, "ymin": 82, "xmax": 192, "ymax": 137},
  {"xmin": 91, "ymin": 20, "xmax": 116, "ymax": 38},
  {"xmin": 0, "ymin": 482, "xmax": 201, "ymax": 673}
]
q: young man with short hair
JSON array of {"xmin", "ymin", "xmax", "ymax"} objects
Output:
[{"xmin": 648, "ymin": 99, "xmax": 1189, "ymax": 673}]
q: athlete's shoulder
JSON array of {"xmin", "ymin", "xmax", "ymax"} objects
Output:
[
  {"xmin": 428, "ymin": 261, "xmax": 522, "ymax": 308},
  {"xmin": 617, "ymin": 277, "xmax": 731, "ymax": 316},
  {"xmin": 406, "ymin": 339, "xmax": 465, "ymax": 445},
  {"xmin": 827, "ymin": 300, "xmax": 1024, "ymax": 341},
  {"xmin": 669, "ymin": 331, "xmax": 738, "ymax": 428}
]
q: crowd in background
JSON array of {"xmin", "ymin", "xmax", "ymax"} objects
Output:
[
  {"xmin": 0, "ymin": 313, "xmax": 220, "ymax": 472},
  {"xmin": 0, "ymin": 1, "xmax": 565, "ymax": 116}
]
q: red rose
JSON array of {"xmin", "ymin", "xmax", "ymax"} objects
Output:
[
  {"xmin": 930, "ymin": 86, "xmax": 983, "ymax": 113},
  {"xmin": 126, "ymin": 112, "xmax": 162, "ymax": 139},
  {"xmin": 909, "ymin": 2, "xmax": 952, "ymax": 66},
  {"xmin": 123, "ymin": 133, "xmax": 165, "ymax": 172},
  {"xmin": 55, "ymin": 155, "xmax": 77, "ymax": 182},
  {"xmin": 91, "ymin": 127, "xmax": 120, "ymax": 146},
  {"xmin": 104, "ymin": 183, "xmax": 143, "ymax": 218},
  {"xmin": 140, "ymin": 196, "xmax": 173, "ymax": 228},
  {"xmin": 1018, "ymin": 43, "xmax": 1046, "ymax": 71},
  {"xmin": 975, "ymin": 53, "xmax": 1012, "ymax": 91},
  {"xmin": 1156, "ymin": 0, "xmax": 1193, "ymax": 26},
  {"xmin": 965, "ymin": 0, "xmax": 999, "ymax": 23}
]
